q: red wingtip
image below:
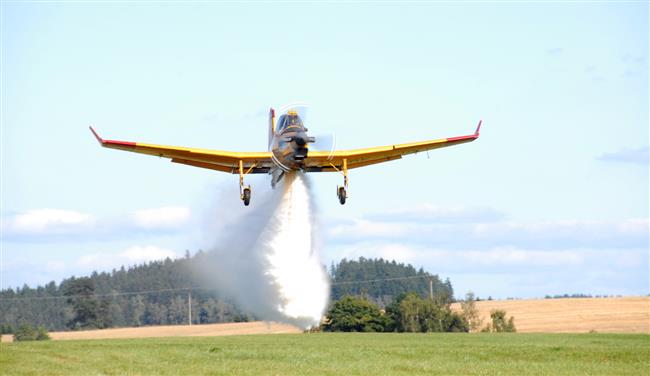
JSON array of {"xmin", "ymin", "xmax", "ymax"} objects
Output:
[
  {"xmin": 475, "ymin": 120, "xmax": 482, "ymax": 136},
  {"xmin": 89, "ymin": 126, "xmax": 104, "ymax": 144}
]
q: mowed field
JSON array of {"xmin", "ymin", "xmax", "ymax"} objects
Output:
[
  {"xmin": 1, "ymin": 333, "xmax": 649, "ymax": 375},
  {"xmin": 450, "ymin": 296, "xmax": 650, "ymax": 333},
  {"xmin": 2, "ymin": 297, "xmax": 649, "ymax": 375}
]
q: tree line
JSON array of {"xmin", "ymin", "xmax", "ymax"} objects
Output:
[
  {"xmin": 0, "ymin": 251, "xmax": 249, "ymax": 333},
  {"xmin": 1, "ymin": 255, "xmax": 454, "ymax": 333}
]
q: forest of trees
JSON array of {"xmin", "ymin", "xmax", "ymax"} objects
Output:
[
  {"xmin": 0, "ymin": 254, "xmax": 455, "ymax": 333},
  {"xmin": 330, "ymin": 257, "xmax": 454, "ymax": 307},
  {"xmin": 0, "ymin": 252, "xmax": 249, "ymax": 333}
]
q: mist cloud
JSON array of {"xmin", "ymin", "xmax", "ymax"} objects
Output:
[{"xmin": 195, "ymin": 173, "xmax": 329, "ymax": 329}]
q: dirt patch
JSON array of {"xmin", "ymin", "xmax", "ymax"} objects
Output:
[{"xmin": 450, "ymin": 296, "xmax": 650, "ymax": 333}]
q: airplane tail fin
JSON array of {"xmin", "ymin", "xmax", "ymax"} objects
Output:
[{"xmin": 268, "ymin": 107, "xmax": 276, "ymax": 150}]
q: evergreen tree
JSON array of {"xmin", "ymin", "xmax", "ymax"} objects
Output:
[
  {"xmin": 64, "ymin": 277, "xmax": 101, "ymax": 329},
  {"xmin": 330, "ymin": 258, "xmax": 453, "ymax": 306}
]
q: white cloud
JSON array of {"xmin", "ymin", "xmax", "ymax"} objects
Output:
[
  {"xmin": 2, "ymin": 206, "xmax": 193, "ymax": 241},
  {"xmin": 77, "ymin": 245, "xmax": 179, "ymax": 271},
  {"xmin": 323, "ymin": 205, "xmax": 650, "ymax": 298},
  {"xmin": 324, "ymin": 206, "xmax": 649, "ymax": 298},
  {"xmin": 597, "ymin": 146, "xmax": 649, "ymax": 165},
  {"xmin": 328, "ymin": 243, "xmax": 585, "ymax": 271},
  {"xmin": 45, "ymin": 260, "xmax": 67, "ymax": 272},
  {"xmin": 3, "ymin": 209, "xmax": 95, "ymax": 235},
  {"xmin": 364, "ymin": 204, "xmax": 505, "ymax": 223},
  {"xmin": 458, "ymin": 247, "xmax": 583, "ymax": 266},
  {"xmin": 329, "ymin": 219, "xmax": 411, "ymax": 238},
  {"xmin": 618, "ymin": 218, "xmax": 650, "ymax": 233},
  {"xmin": 119, "ymin": 245, "xmax": 178, "ymax": 262},
  {"xmin": 131, "ymin": 206, "xmax": 191, "ymax": 229},
  {"xmin": 328, "ymin": 214, "xmax": 649, "ymax": 250}
]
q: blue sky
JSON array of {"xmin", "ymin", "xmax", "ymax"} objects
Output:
[{"xmin": 1, "ymin": 2, "xmax": 648, "ymax": 299}]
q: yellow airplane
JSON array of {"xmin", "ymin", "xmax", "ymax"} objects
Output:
[{"xmin": 90, "ymin": 106, "xmax": 481, "ymax": 206}]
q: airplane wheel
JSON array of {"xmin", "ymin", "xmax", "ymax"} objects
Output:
[
  {"xmin": 338, "ymin": 187, "xmax": 346, "ymax": 205},
  {"xmin": 243, "ymin": 188, "xmax": 251, "ymax": 206}
]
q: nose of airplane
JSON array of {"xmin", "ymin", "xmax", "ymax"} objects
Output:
[{"xmin": 294, "ymin": 133, "xmax": 308, "ymax": 146}]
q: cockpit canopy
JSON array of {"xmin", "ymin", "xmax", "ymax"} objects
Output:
[{"xmin": 276, "ymin": 111, "xmax": 304, "ymax": 132}]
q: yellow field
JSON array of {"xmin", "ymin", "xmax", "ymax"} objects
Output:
[
  {"xmin": 1, "ymin": 321, "xmax": 300, "ymax": 343},
  {"xmin": 450, "ymin": 296, "xmax": 650, "ymax": 333}
]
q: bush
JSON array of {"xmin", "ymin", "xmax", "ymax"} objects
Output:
[
  {"xmin": 482, "ymin": 309, "xmax": 516, "ymax": 333},
  {"xmin": 36, "ymin": 325, "xmax": 51, "ymax": 340},
  {"xmin": 322, "ymin": 296, "xmax": 389, "ymax": 332},
  {"xmin": 13, "ymin": 324, "xmax": 50, "ymax": 341}
]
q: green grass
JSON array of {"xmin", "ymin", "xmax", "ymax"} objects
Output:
[{"xmin": 1, "ymin": 333, "xmax": 649, "ymax": 375}]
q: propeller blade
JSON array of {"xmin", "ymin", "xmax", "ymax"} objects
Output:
[{"xmin": 310, "ymin": 133, "xmax": 337, "ymax": 160}]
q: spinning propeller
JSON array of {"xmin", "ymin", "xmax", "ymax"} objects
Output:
[{"xmin": 278, "ymin": 103, "xmax": 336, "ymax": 160}]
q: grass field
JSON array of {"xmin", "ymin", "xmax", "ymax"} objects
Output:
[{"xmin": 1, "ymin": 333, "xmax": 649, "ymax": 375}]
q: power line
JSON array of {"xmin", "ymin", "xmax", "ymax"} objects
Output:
[
  {"xmin": 0, "ymin": 287, "xmax": 202, "ymax": 302},
  {"xmin": 331, "ymin": 274, "xmax": 431, "ymax": 286}
]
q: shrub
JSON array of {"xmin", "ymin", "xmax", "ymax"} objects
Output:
[
  {"xmin": 36, "ymin": 325, "xmax": 51, "ymax": 340},
  {"xmin": 13, "ymin": 324, "xmax": 50, "ymax": 341},
  {"xmin": 322, "ymin": 296, "xmax": 389, "ymax": 332},
  {"xmin": 482, "ymin": 309, "xmax": 516, "ymax": 332}
]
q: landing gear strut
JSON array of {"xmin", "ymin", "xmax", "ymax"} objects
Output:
[
  {"xmin": 335, "ymin": 158, "xmax": 349, "ymax": 205},
  {"xmin": 239, "ymin": 160, "xmax": 252, "ymax": 206}
]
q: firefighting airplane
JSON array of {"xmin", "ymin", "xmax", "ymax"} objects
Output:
[{"xmin": 90, "ymin": 105, "xmax": 481, "ymax": 206}]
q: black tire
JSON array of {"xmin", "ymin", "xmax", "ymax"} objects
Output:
[
  {"xmin": 338, "ymin": 187, "xmax": 346, "ymax": 205},
  {"xmin": 243, "ymin": 188, "xmax": 251, "ymax": 206}
]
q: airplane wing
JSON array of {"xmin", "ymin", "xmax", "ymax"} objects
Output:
[
  {"xmin": 89, "ymin": 127, "xmax": 273, "ymax": 174},
  {"xmin": 304, "ymin": 121, "xmax": 482, "ymax": 172}
]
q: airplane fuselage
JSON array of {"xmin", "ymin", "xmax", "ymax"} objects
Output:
[
  {"xmin": 268, "ymin": 111, "xmax": 314, "ymax": 187},
  {"xmin": 270, "ymin": 126, "xmax": 310, "ymax": 171}
]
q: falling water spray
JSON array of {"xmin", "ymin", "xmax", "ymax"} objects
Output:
[{"xmin": 197, "ymin": 173, "xmax": 330, "ymax": 328}]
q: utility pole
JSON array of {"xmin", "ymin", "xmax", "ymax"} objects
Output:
[
  {"xmin": 188, "ymin": 290, "xmax": 192, "ymax": 326},
  {"xmin": 429, "ymin": 279, "xmax": 433, "ymax": 301}
]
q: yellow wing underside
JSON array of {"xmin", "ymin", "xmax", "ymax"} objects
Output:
[{"xmin": 90, "ymin": 126, "xmax": 479, "ymax": 174}]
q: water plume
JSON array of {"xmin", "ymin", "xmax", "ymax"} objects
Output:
[{"xmin": 197, "ymin": 173, "xmax": 329, "ymax": 328}]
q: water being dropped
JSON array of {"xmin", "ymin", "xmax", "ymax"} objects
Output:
[{"xmin": 197, "ymin": 172, "xmax": 329, "ymax": 328}]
